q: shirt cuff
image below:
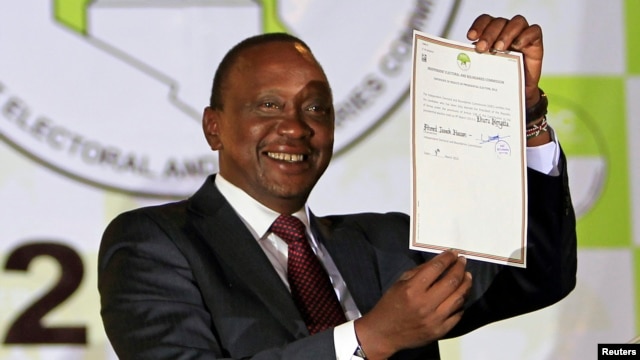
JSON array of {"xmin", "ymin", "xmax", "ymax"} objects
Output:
[
  {"xmin": 526, "ymin": 126, "xmax": 561, "ymax": 176},
  {"xmin": 334, "ymin": 320, "xmax": 364, "ymax": 360}
]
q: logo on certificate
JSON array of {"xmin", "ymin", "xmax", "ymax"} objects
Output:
[
  {"xmin": 0, "ymin": 0, "xmax": 459, "ymax": 197},
  {"xmin": 457, "ymin": 53, "xmax": 471, "ymax": 70}
]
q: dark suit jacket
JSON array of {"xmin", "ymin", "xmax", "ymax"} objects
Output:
[{"xmin": 99, "ymin": 158, "xmax": 576, "ymax": 359}]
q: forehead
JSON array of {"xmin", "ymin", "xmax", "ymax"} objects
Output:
[{"xmin": 231, "ymin": 41, "xmax": 327, "ymax": 82}]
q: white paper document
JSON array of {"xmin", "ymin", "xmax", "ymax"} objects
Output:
[{"xmin": 409, "ymin": 30, "xmax": 528, "ymax": 267}]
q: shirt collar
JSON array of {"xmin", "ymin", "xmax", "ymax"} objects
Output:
[{"xmin": 214, "ymin": 174, "xmax": 310, "ymax": 238}]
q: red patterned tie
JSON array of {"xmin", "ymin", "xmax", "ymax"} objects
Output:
[{"xmin": 270, "ymin": 215, "xmax": 347, "ymax": 334}]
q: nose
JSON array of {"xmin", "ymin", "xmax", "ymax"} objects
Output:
[{"xmin": 276, "ymin": 110, "xmax": 313, "ymax": 138}]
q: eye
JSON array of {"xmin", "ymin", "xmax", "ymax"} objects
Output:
[
  {"xmin": 305, "ymin": 104, "xmax": 331, "ymax": 114},
  {"xmin": 262, "ymin": 101, "xmax": 280, "ymax": 109}
]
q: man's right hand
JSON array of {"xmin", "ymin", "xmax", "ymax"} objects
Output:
[{"xmin": 353, "ymin": 250, "xmax": 472, "ymax": 359}]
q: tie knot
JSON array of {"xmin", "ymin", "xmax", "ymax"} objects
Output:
[{"xmin": 270, "ymin": 215, "xmax": 306, "ymax": 245}]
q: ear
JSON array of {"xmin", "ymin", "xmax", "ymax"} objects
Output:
[{"xmin": 203, "ymin": 107, "xmax": 223, "ymax": 151}]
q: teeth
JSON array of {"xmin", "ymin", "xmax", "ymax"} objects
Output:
[{"xmin": 267, "ymin": 152, "xmax": 305, "ymax": 162}]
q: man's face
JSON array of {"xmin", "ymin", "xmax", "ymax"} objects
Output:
[{"xmin": 203, "ymin": 41, "xmax": 334, "ymax": 213}]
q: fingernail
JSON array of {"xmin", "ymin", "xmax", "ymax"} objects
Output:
[
  {"xmin": 467, "ymin": 30, "xmax": 477, "ymax": 39},
  {"xmin": 476, "ymin": 40, "xmax": 488, "ymax": 52},
  {"xmin": 494, "ymin": 40, "xmax": 504, "ymax": 51},
  {"xmin": 466, "ymin": 272, "xmax": 473, "ymax": 281},
  {"xmin": 459, "ymin": 256, "xmax": 467, "ymax": 265}
]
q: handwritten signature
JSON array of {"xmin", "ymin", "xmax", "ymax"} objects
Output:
[{"xmin": 479, "ymin": 134, "xmax": 509, "ymax": 144}]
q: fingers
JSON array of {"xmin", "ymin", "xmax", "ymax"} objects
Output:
[
  {"xmin": 400, "ymin": 249, "xmax": 458, "ymax": 284},
  {"xmin": 400, "ymin": 252, "xmax": 472, "ymax": 339},
  {"xmin": 467, "ymin": 14, "xmax": 509, "ymax": 51},
  {"xmin": 437, "ymin": 269, "xmax": 472, "ymax": 316},
  {"xmin": 466, "ymin": 14, "xmax": 544, "ymax": 104},
  {"xmin": 510, "ymin": 23, "xmax": 543, "ymax": 52},
  {"xmin": 402, "ymin": 250, "xmax": 470, "ymax": 309},
  {"xmin": 467, "ymin": 14, "xmax": 542, "ymax": 54},
  {"xmin": 430, "ymin": 255, "xmax": 468, "ymax": 299}
]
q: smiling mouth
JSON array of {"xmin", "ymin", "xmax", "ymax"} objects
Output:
[{"xmin": 266, "ymin": 152, "xmax": 306, "ymax": 162}]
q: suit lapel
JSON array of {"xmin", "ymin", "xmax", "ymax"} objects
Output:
[
  {"xmin": 187, "ymin": 175, "xmax": 307, "ymax": 337},
  {"xmin": 311, "ymin": 214, "xmax": 382, "ymax": 315}
]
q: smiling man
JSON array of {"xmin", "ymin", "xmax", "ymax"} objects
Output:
[{"xmin": 99, "ymin": 14, "xmax": 576, "ymax": 360}]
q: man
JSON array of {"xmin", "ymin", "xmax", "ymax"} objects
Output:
[{"xmin": 99, "ymin": 14, "xmax": 576, "ymax": 359}]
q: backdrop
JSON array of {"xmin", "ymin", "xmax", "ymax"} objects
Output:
[{"xmin": 1, "ymin": 1, "xmax": 638, "ymax": 359}]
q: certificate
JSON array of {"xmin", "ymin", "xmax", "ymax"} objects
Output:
[{"xmin": 409, "ymin": 30, "xmax": 528, "ymax": 267}]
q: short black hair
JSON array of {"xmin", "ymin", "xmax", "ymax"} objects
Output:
[{"xmin": 208, "ymin": 33, "xmax": 317, "ymax": 110}]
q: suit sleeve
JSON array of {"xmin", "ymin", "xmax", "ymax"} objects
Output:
[
  {"xmin": 98, "ymin": 209, "xmax": 336, "ymax": 360},
  {"xmin": 447, "ymin": 148, "xmax": 577, "ymax": 337}
]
